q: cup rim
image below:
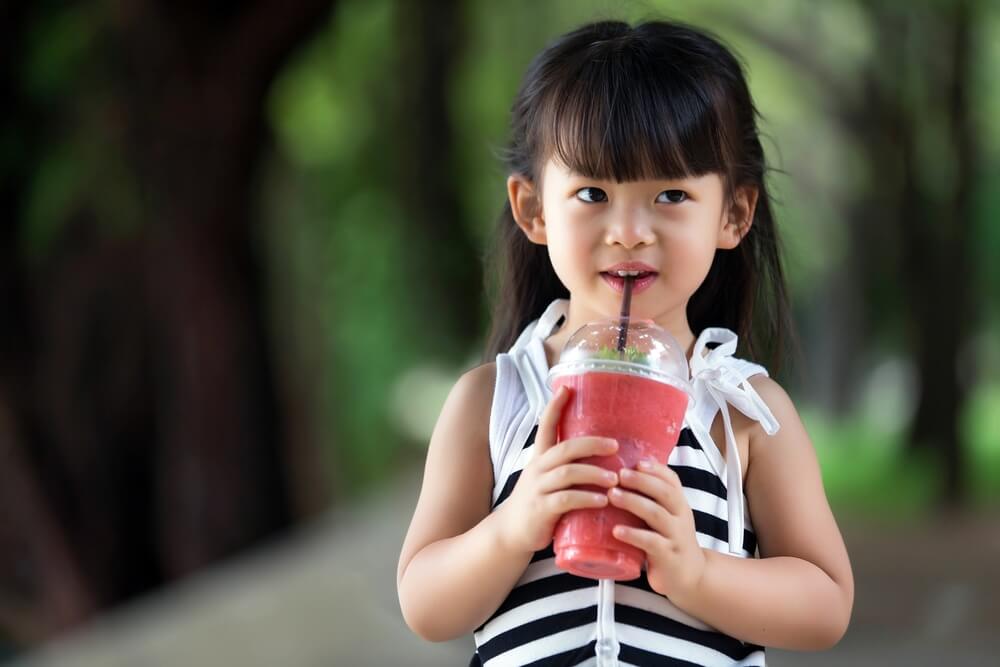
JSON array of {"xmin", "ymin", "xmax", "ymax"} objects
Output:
[{"xmin": 546, "ymin": 359, "xmax": 692, "ymax": 396}]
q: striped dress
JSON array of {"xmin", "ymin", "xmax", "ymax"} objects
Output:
[{"xmin": 472, "ymin": 299, "xmax": 780, "ymax": 666}]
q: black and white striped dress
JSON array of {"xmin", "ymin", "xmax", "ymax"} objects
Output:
[{"xmin": 472, "ymin": 299, "xmax": 779, "ymax": 666}]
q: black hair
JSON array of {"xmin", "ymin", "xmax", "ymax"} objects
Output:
[{"xmin": 483, "ymin": 19, "xmax": 793, "ymax": 370}]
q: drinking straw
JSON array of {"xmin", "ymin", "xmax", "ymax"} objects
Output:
[
  {"xmin": 595, "ymin": 578, "xmax": 620, "ymax": 665},
  {"xmin": 616, "ymin": 275, "xmax": 635, "ymax": 357},
  {"xmin": 604, "ymin": 277, "xmax": 632, "ymax": 667}
]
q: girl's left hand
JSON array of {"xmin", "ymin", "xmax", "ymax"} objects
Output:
[{"xmin": 608, "ymin": 460, "xmax": 706, "ymax": 607}]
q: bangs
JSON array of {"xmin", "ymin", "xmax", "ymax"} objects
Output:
[{"xmin": 538, "ymin": 40, "xmax": 729, "ymax": 183}]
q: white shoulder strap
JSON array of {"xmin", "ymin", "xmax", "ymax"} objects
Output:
[
  {"xmin": 509, "ymin": 299, "xmax": 568, "ymax": 419},
  {"xmin": 688, "ymin": 328, "xmax": 780, "ymax": 554}
]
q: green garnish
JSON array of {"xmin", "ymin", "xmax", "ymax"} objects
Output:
[{"xmin": 592, "ymin": 345, "xmax": 648, "ymax": 364}]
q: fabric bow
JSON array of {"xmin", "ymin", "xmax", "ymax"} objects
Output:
[{"xmin": 687, "ymin": 328, "xmax": 780, "ymax": 554}]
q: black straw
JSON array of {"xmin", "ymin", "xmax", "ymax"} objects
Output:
[{"xmin": 616, "ymin": 276, "xmax": 634, "ymax": 356}]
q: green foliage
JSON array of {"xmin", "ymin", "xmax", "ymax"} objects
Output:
[
  {"xmin": 24, "ymin": 5, "xmax": 97, "ymax": 102},
  {"xmin": 17, "ymin": 4, "xmax": 140, "ymax": 266},
  {"xmin": 268, "ymin": 0, "xmax": 392, "ymax": 169},
  {"xmin": 266, "ymin": 0, "xmax": 431, "ymax": 495},
  {"xmin": 963, "ymin": 382, "xmax": 1000, "ymax": 505},
  {"xmin": 22, "ymin": 143, "xmax": 82, "ymax": 261},
  {"xmin": 806, "ymin": 409, "xmax": 940, "ymax": 518},
  {"xmin": 807, "ymin": 380, "xmax": 1000, "ymax": 516}
]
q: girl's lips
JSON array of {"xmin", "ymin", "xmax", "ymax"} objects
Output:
[{"xmin": 600, "ymin": 272, "xmax": 658, "ymax": 294}]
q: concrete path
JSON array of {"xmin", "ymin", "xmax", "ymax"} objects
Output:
[{"xmin": 6, "ymin": 470, "xmax": 998, "ymax": 666}]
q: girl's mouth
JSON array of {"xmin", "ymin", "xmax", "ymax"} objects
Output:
[{"xmin": 600, "ymin": 271, "xmax": 658, "ymax": 294}]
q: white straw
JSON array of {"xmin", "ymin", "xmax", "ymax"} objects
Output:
[{"xmin": 595, "ymin": 578, "xmax": 620, "ymax": 666}]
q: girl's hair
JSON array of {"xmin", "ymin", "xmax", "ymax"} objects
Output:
[{"xmin": 482, "ymin": 19, "xmax": 793, "ymax": 370}]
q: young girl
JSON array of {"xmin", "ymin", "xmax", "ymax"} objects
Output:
[{"xmin": 397, "ymin": 19, "xmax": 853, "ymax": 666}]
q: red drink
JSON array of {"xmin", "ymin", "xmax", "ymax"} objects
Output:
[{"xmin": 551, "ymin": 370, "xmax": 688, "ymax": 580}]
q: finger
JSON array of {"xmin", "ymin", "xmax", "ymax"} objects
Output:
[
  {"xmin": 546, "ymin": 489, "xmax": 609, "ymax": 513},
  {"xmin": 539, "ymin": 463, "xmax": 618, "ymax": 493},
  {"xmin": 539, "ymin": 436, "xmax": 618, "ymax": 470},
  {"xmin": 618, "ymin": 462, "xmax": 687, "ymax": 516},
  {"xmin": 612, "ymin": 525, "xmax": 668, "ymax": 553},
  {"xmin": 607, "ymin": 486, "xmax": 671, "ymax": 532},
  {"xmin": 534, "ymin": 385, "xmax": 573, "ymax": 454}
]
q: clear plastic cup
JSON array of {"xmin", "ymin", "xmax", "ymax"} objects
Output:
[{"xmin": 547, "ymin": 319, "xmax": 691, "ymax": 580}]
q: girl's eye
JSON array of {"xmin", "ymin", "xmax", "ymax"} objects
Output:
[
  {"xmin": 656, "ymin": 190, "xmax": 688, "ymax": 204},
  {"xmin": 576, "ymin": 187, "xmax": 608, "ymax": 203}
]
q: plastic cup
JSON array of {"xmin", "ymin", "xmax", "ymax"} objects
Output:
[{"xmin": 547, "ymin": 319, "xmax": 690, "ymax": 580}]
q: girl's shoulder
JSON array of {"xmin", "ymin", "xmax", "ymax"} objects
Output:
[
  {"xmin": 431, "ymin": 361, "xmax": 497, "ymax": 461},
  {"xmin": 746, "ymin": 374, "xmax": 792, "ymax": 413},
  {"xmin": 448, "ymin": 361, "xmax": 497, "ymax": 424},
  {"xmin": 417, "ymin": 362, "xmax": 497, "ymax": 507},
  {"xmin": 457, "ymin": 360, "xmax": 497, "ymax": 389},
  {"xmin": 743, "ymin": 373, "xmax": 813, "ymax": 471},
  {"xmin": 746, "ymin": 374, "xmax": 796, "ymax": 434},
  {"xmin": 722, "ymin": 373, "xmax": 797, "ymax": 451}
]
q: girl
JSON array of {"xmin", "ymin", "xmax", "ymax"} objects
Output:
[{"xmin": 397, "ymin": 19, "xmax": 853, "ymax": 666}]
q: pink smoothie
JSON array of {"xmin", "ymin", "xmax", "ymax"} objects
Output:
[{"xmin": 551, "ymin": 371, "xmax": 688, "ymax": 580}]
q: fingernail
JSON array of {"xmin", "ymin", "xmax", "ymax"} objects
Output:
[
  {"xmin": 603, "ymin": 471, "xmax": 617, "ymax": 482},
  {"xmin": 609, "ymin": 487, "xmax": 623, "ymax": 497},
  {"xmin": 605, "ymin": 439, "xmax": 618, "ymax": 449},
  {"xmin": 638, "ymin": 460, "xmax": 653, "ymax": 470}
]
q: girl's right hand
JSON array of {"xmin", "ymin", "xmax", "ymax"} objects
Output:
[{"xmin": 494, "ymin": 384, "xmax": 620, "ymax": 555}]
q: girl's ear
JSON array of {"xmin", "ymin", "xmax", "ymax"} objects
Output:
[
  {"xmin": 507, "ymin": 174, "xmax": 546, "ymax": 245},
  {"xmin": 718, "ymin": 185, "xmax": 758, "ymax": 249}
]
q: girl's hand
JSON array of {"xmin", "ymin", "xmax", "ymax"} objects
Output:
[
  {"xmin": 608, "ymin": 460, "xmax": 707, "ymax": 606},
  {"xmin": 495, "ymin": 385, "xmax": 620, "ymax": 555}
]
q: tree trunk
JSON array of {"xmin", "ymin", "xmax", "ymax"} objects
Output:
[
  {"xmin": 898, "ymin": 0, "xmax": 975, "ymax": 507},
  {"xmin": 0, "ymin": 2, "xmax": 97, "ymax": 643},
  {"xmin": 110, "ymin": 0, "xmax": 337, "ymax": 575},
  {"xmin": 0, "ymin": 0, "xmax": 336, "ymax": 645},
  {"xmin": 393, "ymin": 0, "xmax": 482, "ymax": 361}
]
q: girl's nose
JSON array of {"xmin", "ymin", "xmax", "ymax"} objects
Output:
[{"xmin": 604, "ymin": 212, "xmax": 655, "ymax": 249}]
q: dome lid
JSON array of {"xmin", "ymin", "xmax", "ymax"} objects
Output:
[{"xmin": 547, "ymin": 319, "xmax": 691, "ymax": 394}]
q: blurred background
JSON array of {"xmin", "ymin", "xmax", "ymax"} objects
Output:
[{"xmin": 1, "ymin": 0, "xmax": 998, "ymax": 665}]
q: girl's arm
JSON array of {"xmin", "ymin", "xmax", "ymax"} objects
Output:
[
  {"xmin": 397, "ymin": 363, "xmax": 526, "ymax": 641},
  {"xmin": 397, "ymin": 366, "xmax": 617, "ymax": 642},
  {"xmin": 673, "ymin": 376, "xmax": 854, "ymax": 649}
]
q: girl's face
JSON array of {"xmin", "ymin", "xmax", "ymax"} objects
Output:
[{"xmin": 515, "ymin": 158, "xmax": 748, "ymax": 342}]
